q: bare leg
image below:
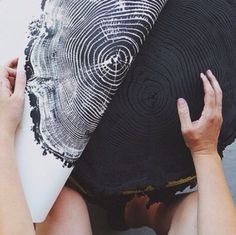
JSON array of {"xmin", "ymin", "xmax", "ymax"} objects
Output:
[
  {"xmin": 159, "ymin": 192, "xmax": 198, "ymax": 235},
  {"xmin": 168, "ymin": 192, "xmax": 198, "ymax": 235},
  {"xmin": 125, "ymin": 192, "xmax": 198, "ymax": 235},
  {"xmin": 124, "ymin": 194, "xmax": 164, "ymax": 229},
  {"xmin": 36, "ymin": 187, "xmax": 92, "ymax": 235}
]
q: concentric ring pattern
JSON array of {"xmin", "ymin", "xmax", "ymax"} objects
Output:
[
  {"xmin": 25, "ymin": 0, "xmax": 167, "ymax": 167},
  {"xmin": 72, "ymin": 0, "xmax": 236, "ymax": 199}
]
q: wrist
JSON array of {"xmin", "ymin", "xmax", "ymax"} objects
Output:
[
  {"xmin": 190, "ymin": 147, "xmax": 219, "ymax": 158},
  {"xmin": 192, "ymin": 150, "xmax": 221, "ymax": 165}
]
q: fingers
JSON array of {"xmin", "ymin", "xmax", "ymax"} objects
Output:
[
  {"xmin": 206, "ymin": 70, "xmax": 222, "ymax": 111},
  {"xmin": 0, "ymin": 78, "xmax": 12, "ymax": 97},
  {"xmin": 3, "ymin": 77, "xmax": 12, "ymax": 91},
  {"xmin": 8, "ymin": 77, "xmax": 16, "ymax": 88},
  {"xmin": 0, "ymin": 58, "xmax": 17, "ymax": 85},
  {"xmin": 177, "ymin": 98, "xmax": 193, "ymax": 132},
  {"xmin": 6, "ymin": 67, "xmax": 17, "ymax": 78},
  {"xmin": 201, "ymin": 73, "xmax": 216, "ymax": 117},
  {"xmin": 13, "ymin": 70, "xmax": 26, "ymax": 97},
  {"xmin": 177, "ymin": 70, "xmax": 223, "ymax": 131},
  {"xmin": 0, "ymin": 65, "xmax": 8, "ymax": 78},
  {"xmin": 5, "ymin": 67, "xmax": 17, "ymax": 88},
  {"xmin": 5, "ymin": 58, "xmax": 18, "ymax": 68},
  {"xmin": 0, "ymin": 66, "xmax": 13, "ymax": 95},
  {"xmin": 0, "ymin": 59, "xmax": 26, "ymax": 98}
]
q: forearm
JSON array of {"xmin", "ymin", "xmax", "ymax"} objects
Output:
[
  {"xmin": 193, "ymin": 152, "xmax": 236, "ymax": 235},
  {"xmin": 0, "ymin": 134, "xmax": 35, "ymax": 235}
]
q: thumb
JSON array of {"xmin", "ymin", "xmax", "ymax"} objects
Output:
[
  {"xmin": 14, "ymin": 70, "xmax": 26, "ymax": 97},
  {"xmin": 177, "ymin": 98, "xmax": 192, "ymax": 132}
]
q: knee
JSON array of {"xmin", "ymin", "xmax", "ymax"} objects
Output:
[
  {"xmin": 56, "ymin": 187, "xmax": 85, "ymax": 205},
  {"xmin": 48, "ymin": 187, "xmax": 87, "ymax": 220}
]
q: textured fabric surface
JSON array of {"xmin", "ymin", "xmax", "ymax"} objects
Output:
[
  {"xmin": 71, "ymin": 0, "xmax": 236, "ymax": 206},
  {"xmin": 25, "ymin": 0, "xmax": 167, "ymax": 167}
]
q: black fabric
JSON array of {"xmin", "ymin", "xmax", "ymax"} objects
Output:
[{"xmin": 71, "ymin": 0, "xmax": 236, "ymax": 204}]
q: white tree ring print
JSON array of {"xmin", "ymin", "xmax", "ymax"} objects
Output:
[{"xmin": 25, "ymin": 0, "xmax": 167, "ymax": 167}]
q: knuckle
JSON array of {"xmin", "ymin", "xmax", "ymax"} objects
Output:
[
  {"xmin": 207, "ymin": 115, "xmax": 215, "ymax": 123},
  {"xmin": 216, "ymin": 114, "xmax": 223, "ymax": 123},
  {"xmin": 207, "ymin": 112, "xmax": 223, "ymax": 124},
  {"xmin": 182, "ymin": 127, "xmax": 194, "ymax": 136},
  {"xmin": 220, "ymin": 114, "xmax": 223, "ymax": 122},
  {"xmin": 208, "ymin": 89, "xmax": 215, "ymax": 97}
]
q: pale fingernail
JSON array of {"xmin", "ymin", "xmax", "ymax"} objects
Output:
[
  {"xmin": 177, "ymin": 98, "xmax": 186, "ymax": 106},
  {"xmin": 200, "ymin": 73, "xmax": 206, "ymax": 79},
  {"xmin": 207, "ymin": 69, "xmax": 213, "ymax": 75}
]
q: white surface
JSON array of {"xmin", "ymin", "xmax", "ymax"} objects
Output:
[{"xmin": 0, "ymin": 0, "xmax": 73, "ymax": 222}]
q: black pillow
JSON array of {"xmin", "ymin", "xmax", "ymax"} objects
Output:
[{"xmin": 72, "ymin": 0, "xmax": 236, "ymax": 200}]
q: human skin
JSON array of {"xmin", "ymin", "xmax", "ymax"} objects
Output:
[
  {"xmin": 124, "ymin": 71, "xmax": 236, "ymax": 235},
  {"xmin": 177, "ymin": 71, "xmax": 236, "ymax": 235},
  {"xmin": 35, "ymin": 187, "xmax": 92, "ymax": 235},
  {"xmin": 38, "ymin": 71, "xmax": 236, "ymax": 235},
  {"xmin": 0, "ymin": 58, "xmax": 35, "ymax": 235},
  {"xmin": 0, "ymin": 58, "xmax": 93, "ymax": 235},
  {"xmin": 0, "ymin": 58, "xmax": 236, "ymax": 235}
]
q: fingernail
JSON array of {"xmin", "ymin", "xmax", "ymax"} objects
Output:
[
  {"xmin": 207, "ymin": 69, "xmax": 213, "ymax": 75},
  {"xmin": 200, "ymin": 73, "xmax": 205, "ymax": 79},
  {"xmin": 178, "ymin": 98, "xmax": 186, "ymax": 106}
]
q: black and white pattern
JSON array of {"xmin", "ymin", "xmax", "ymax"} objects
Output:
[
  {"xmin": 25, "ymin": 0, "xmax": 167, "ymax": 167},
  {"xmin": 72, "ymin": 0, "xmax": 236, "ymax": 200}
]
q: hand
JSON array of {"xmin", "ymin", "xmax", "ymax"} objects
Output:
[
  {"xmin": 0, "ymin": 58, "xmax": 26, "ymax": 138},
  {"xmin": 177, "ymin": 70, "xmax": 223, "ymax": 157}
]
